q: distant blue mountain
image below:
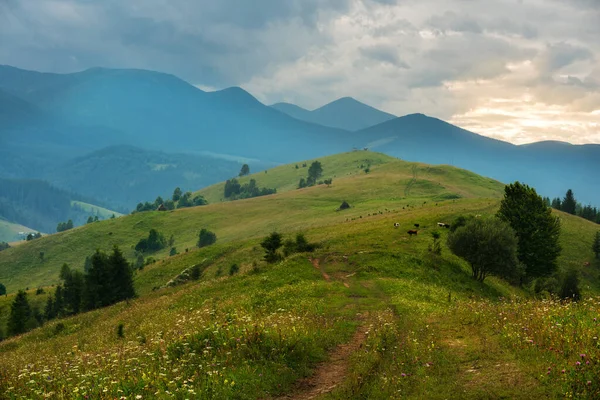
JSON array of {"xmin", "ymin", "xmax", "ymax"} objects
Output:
[
  {"xmin": 271, "ymin": 97, "xmax": 397, "ymax": 131},
  {"xmin": 0, "ymin": 64, "xmax": 598, "ymax": 205}
]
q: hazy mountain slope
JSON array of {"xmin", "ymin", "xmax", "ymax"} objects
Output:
[
  {"xmin": 0, "ymin": 219, "xmax": 38, "ymax": 243},
  {"xmin": 0, "ymin": 66, "xmax": 353, "ymax": 162},
  {"xmin": 270, "ymin": 102, "xmax": 313, "ymax": 121},
  {"xmin": 271, "ymin": 97, "xmax": 397, "ymax": 131},
  {"xmin": 42, "ymin": 145, "xmax": 263, "ymax": 209},
  {"xmin": 357, "ymin": 114, "xmax": 600, "ymax": 203}
]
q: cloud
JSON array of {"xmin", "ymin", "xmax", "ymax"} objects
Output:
[{"xmin": 0, "ymin": 0, "xmax": 598, "ymax": 144}]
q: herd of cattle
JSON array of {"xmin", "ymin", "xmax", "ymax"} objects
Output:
[{"xmin": 394, "ymin": 221, "xmax": 451, "ymax": 236}]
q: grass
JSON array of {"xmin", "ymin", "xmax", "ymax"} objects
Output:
[
  {"xmin": 70, "ymin": 201, "xmax": 123, "ymax": 219},
  {"xmin": 0, "ymin": 219, "xmax": 37, "ymax": 243},
  {"xmin": 1, "ymin": 150, "xmax": 599, "ymax": 398}
]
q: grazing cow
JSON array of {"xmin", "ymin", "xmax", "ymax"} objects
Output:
[
  {"xmin": 394, "ymin": 223, "xmax": 400, "ymax": 228},
  {"xmin": 414, "ymin": 223, "xmax": 420, "ymax": 228},
  {"xmin": 437, "ymin": 222, "xmax": 445, "ymax": 227},
  {"xmin": 443, "ymin": 224, "xmax": 451, "ymax": 229},
  {"xmin": 407, "ymin": 230, "xmax": 418, "ymax": 236}
]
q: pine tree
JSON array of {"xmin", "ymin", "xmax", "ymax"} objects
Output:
[
  {"xmin": 60, "ymin": 264, "xmax": 83, "ymax": 315},
  {"xmin": 44, "ymin": 296, "xmax": 55, "ymax": 321},
  {"xmin": 497, "ymin": 182, "xmax": 562, "ymax": 281},
  {"xmin": 53, "ymin": 285, "xmax": 65, "ymax": 317},
  {"xmin": 239, "ymin": 164, "xmax": 250, "ymax": 177},
  {"xmin": 83, "ymin": 250, "xmax": 111, "ymax": 310},
  {"xmin": 562, "ymin": 189, "xmax": 577, "ymax": 215},
  {"xmin": 108, "ymin": 246, "xmax": 136, "ymax": 303},
  {"xmin": 7, "ymin": 290, "xmax": 32, "ymax": 336},
  {"xmin": 551, "ymin": 197, "xmax": 561, "ymax": 210},
  {"xmin": 172, "ymin": 187, "xmax": 182, "ymax": 202}
]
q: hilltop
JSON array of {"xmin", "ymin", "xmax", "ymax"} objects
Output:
[
  {"xmin": 1, "ymin": 151, "xmax": 599, "ymax": 399},
  {"xmin": 271, "ymin": 97, "xmax": 397, "ymax": 131}
]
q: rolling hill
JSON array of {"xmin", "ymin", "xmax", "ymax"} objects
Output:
[
  {"xmin": 1, "ymin": 151, "xmax": 599, "ymax": 399},
  {"xmin": 271, "ymin": 96, "xmax": 397, "ymax": 131}
]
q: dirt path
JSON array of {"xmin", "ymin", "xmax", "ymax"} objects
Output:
[
  {"xmin": 277, "ymin": 322, "xmax": 367, "ymax": 400},
  {"xmin": 309, "ymin": 258, "xmax": 350, "ymax": 288}
]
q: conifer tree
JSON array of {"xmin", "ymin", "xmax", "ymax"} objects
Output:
[
  {"xmin": 108, "ymin": 246, "xmax": 136, "ymax": 303},
  {"xmin": 562, "ymin": 189, "xmax": 577, "ymax": 215},
  {"xmin": 60, "ymin": 264, "xmax": 83, "ymax": 315},
  {"xmin": 7, "ymin": 290, "xmax": 32, "ymax": 336},
  {"xmin": 53, "ymin": 285, "xmax": 65, "ymax": 317},
  {"xmin": 593, "ymin": 231, "xmax": 600, "ymax": 260},
  {"xmin": 44, "ymin": 296, "xmax": 55, "ymax": 321},
  {"xmin": 83, "ymin": 250, "xmax": 111, "ymax": 310},
  {"xmin": 497, "ymin": 182, "xmax": 561, "ymax": 280}
]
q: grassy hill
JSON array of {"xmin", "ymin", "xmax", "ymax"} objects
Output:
[
  {"xmin": 0, "ymin": 219, "xmax": 38, "ymax": 243},
  {"xmin": 1, "ymin": 151, "xmax": 599, "ymax": 399}
]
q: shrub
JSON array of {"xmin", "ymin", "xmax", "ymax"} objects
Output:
[
  {"xmin": 229, "ymin": 264, "xmax": 240, "ymax": 276},
  {"xmin": 339, "ymin": 201, "xmax": 351, "ymax": 211},
  {"xmin": 190, "ymin": 265, "xmax": 201, "ymax": 281},
  {"xmin": 35, "ymin": 287, "xmax": 45, "ymax": 295},
  {"xmin": 261, "ymin": 232, "xmax": 283, "ymax": 263},
  {"xmin": 135, "ymin": 229, "xmax": 167, "ymax": 253},
  {"xmin": 197, "ymin": 229, "xmax": 217, "ymax": 248},
  {"xmin": 447, "ymin": 218, "xmax": 520, "ymax": 283},
  {"xmin": 428, "ymin": 231, "xmax": 442, "ymax": 255},
  {"xmin": 117, "ymin": 323, "xmax": 125, "ymax": 338},
  {"xmin": 559, "ymin": 268, "xmax": 581, "ymax": 301},
  {"xmin": 169, "ymin": 247, "xmax": 178, "ymax": 256}
]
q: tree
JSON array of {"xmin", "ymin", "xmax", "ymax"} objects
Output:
[
  {"xmin": 87, "ymin": 216, "xmax": 94, "ymax": 224},
  {"xmin": 308, "ymin": 161, "xmax": 323, "ymax": 182},
  {"xmin": 0, "ymin": 242, "xmax": 9, "ymax": 252},
  {"xmin": 172, "ymin": 187, "xmax": 182, "ymax": 202},
  {"xmin": 497, "ymin": 182, "xmax": 561, "ymax": 280},
  {"xmin": 44, "ymin": 296, "xmax": 56, "ymax": 321},
  {"xmin": 107, "ymin": 246, "xmax": 136, "ymax": 303},
  {"xmin": 261, "ymin": 232, "xmax": 283, "ymax": 263},
  {"xmin": 83, "ymin": 250, "xmax": 111, "ymax": 310},
  {"xmin": 551, "ymin": 197, "xmax": 562, "ymax": 210},
  {"xmin": 0, "ymin": 282, "xmax": 6, "ymax": 295},
  {"xmin": 239, "ymin": 164, "xmax": 250, "ymax": 177},
  {"xmin": 593, "ymin": 231, "xmax": 600, "ymax": 259},
  {"xmin": 224, "ymin": 179, "xmax": 242, "ymax": 198},
  {"xmin": 197, "ymin": 229, "xmax": 217, "ymax": 248},
  {"xmin": 53, "ymin": 285, "xmax": 65, "ymax": 317},
  {"xmin": 135, "ymin": 229, "xmax": 167, "ymax": 253},
  {"xmin": 562, "ymin": 189, "xmax": 577, "ymax": 215},
  {"xmin": 447, "ymin": 218, "xmax": 520, "ymax": 282},
  {"xmin": 60, "ymin": 264, "xmax": 83, "ymax": 315},
  {"xmin": 298, "ymin": 178, "xmax": 307, "ymax": 189},
  {"xmin": 7, "ymin": 290, "xmax": 32, "ymax": 336}
]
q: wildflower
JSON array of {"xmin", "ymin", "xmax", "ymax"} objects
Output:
[
  {"xmin": 580, "ymin": 354, "xmax": 586, "ymax": 358},
  {"xmin": 401, "ymin": 373, "xmax": 407, "ymax": 377},
  {"xmin": 576, "ymin": 361, "xmax": 581, "ymax": 366}
]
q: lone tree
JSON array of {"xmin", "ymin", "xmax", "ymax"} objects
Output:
[
  {"xmin": 447, "ymin": 218, "xmax": 520, "ymax": 282},
  {"xmin": 593, "ymin": 231, "xmax": 600, "ymax": 259},
  {"xmin": 7, "ymin": 290, "xmax": 33, "ymax": 336},
  {"xmin": 562, "ymin": 189, "xmax": 577, "ymax": 215},
  {"xmin": 261, "ymin": 232, "xmax": 283, "ymax": 263},
  {"xmin": 239, "ymin": 164, "xmax": 250, "ymax": 177},
  {"xmin": 197, "ymin": 228, "xmax": 217, "ymax": 248},
  {"xmin": 497, "ymin": 182, "xmax": 561, "ymax": 281},
  {"xmin": 307, "ymin": 161, "xmax": 323, "ymax": 185}
]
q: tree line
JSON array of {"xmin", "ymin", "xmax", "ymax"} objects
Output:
[
  {"xmin": 135, "ymin": 187, "xmax": 208, "ymax": 213},
  {"xmin": 545, "ymin": 189, "xmax": 600, "ymax": 224},
  {"xmin": 3, "ymin": 246, "xmax": 135, "ymax": 339}
]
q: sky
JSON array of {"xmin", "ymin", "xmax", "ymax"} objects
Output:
[{"xmin": 1, "ymin": 0, "xmax": 598, "ymax": 144}]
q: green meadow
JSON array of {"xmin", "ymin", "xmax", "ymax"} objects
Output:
[{"xmin": 1, "ymin": 151, "xmax": 599, "ymax": 399}]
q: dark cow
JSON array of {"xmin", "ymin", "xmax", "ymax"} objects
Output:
[
  {"xmin": 407, "ymin": 230, "xmax": 418, "ymax": 236},
  {"xmin": 414, "ymin": 223, "xmax": 420, "ymax": 228}
]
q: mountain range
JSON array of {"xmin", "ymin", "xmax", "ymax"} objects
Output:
[{"xmin": 0, "ymin": 64, "xmax": 598, "ymax": 223}]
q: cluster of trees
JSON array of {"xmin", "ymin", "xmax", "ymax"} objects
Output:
[
  {"xmin": 223, "ymin": 178, "xmax": 276, "ymax": 200},
  {"xmin": 261, "ymin": 232, "xmax": 318, "ymax": 263},
  {"xmin": 135, "ymin": 229, "xmax": 167, "ymax": 253},
  {"xmin": 135, "ymin": 187, "xmax": 208, "ymax": 213},
  {"xmin": 0, "ymin": 242, "xmax": 10, "ymax": 252},
  {"xmin": 298, "ymin": 161, "xmax": 331, "ymax": 189},
  {"xmin": 448, "ymin": 182, "xmax": 561, "ymax": 285},
  {"xmin": 26, "ymin": 232, "xmax": 42, "ymax": 241},
  {"xmin": 5, "ymin": 247, "xmax": 135, "ymax": 338},
  {"xmin": 545, "ymin": 189, "xmax": 600, "ymax": 224},
  {"xmin": 56, "ymin": 219, "xmax": 74, "ymax": 232}
]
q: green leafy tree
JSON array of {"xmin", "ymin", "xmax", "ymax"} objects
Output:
[
  {"xmin": 87, "ymin": 216, "xmax": 94, "ymax": 224},
  {"xmin": 298, "ymin": 178, "xmax": 307, "ymax": 189},
  {"xmin": 239, "ymin": 164, "xmax": 250, "ymax": 177},
  {"xmin": 261, "ymin": 232, "xmax": 283, "ymax": 263},
  {"xmin": 7, "ymin": 290, "xmax": 33, "ymax": 336},
  {"xmin": 447, "ymin": 218, "xmax": 521, "ymax": 282},
  {"xmin": 308, "ymin": 161, "xmax": 323, "ymax": 182},
  {"xmin": 197, "ymin": 229, "xmax": 217, "ymax": 248},
  {"xmin": 562, "ymin": 189, "xmax": 577, "ymax": 215},
  {"xmin": 224, "ymin": 179, "xmax": 242, "ymax": 198},
  {"xmin": 497, "ymin": 182, "xmax": 561, "ymax": 280},
  {"xmin": 135, "ymin": 229, "xmax": 167, "ymax": 253},
  {"xmin": 593, "ymin": 231, "xmax": 600, "ymax": 259}
]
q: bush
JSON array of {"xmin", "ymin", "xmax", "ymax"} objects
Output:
[
  {"xmin": 339, "ymin": 201, "xmax": 351, "ymax": 211},
  {"xmin": 135, "ymin": 229, "xmax": 167, "ymax": 253},
  {"xmin": 447, "ymin": 218, "xmax": 520, "ymax": 283},
  {"xmin": 169, "ymin": 247, "xmax": 178, "ymax": 256},
  {"xmin": 190, "ymin": 265, "xmax": 201, "ymax": 281},
  {"xmin": 197, "ymin": 229, "xmax": 217, "ymax": 248},
  {"xmin": 229, "ymin": 264, "xmax": 240, "ymax": 276},
  {"xmin": 261, "ymin": 232, "xmax": 283, "ymax": 263},
  {"xmin": 0, "ymin": 242, "xmax": 11, "ymax": 252},
  {"xmin": 117, "ymin": 323, "xmax": 125, "ymax": 338},
  {"xmin": 559, "ymin": 268, "xmax": 581, "ymax": 301},
  {"xmin": 428, "ymin": 231, "xmax": 442, "ymax": 255}
]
